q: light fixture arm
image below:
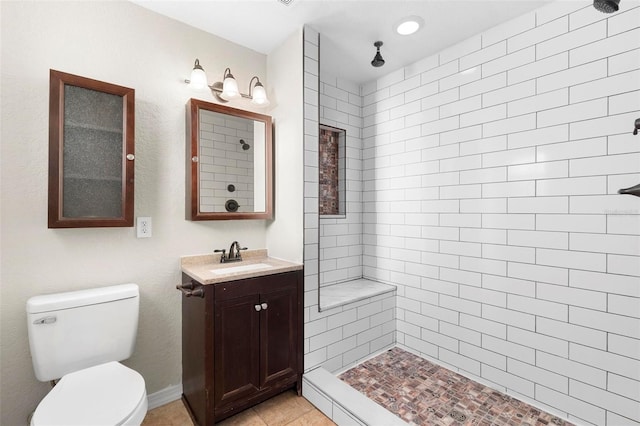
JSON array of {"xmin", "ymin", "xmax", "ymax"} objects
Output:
[{"xmin": 209, "ymin": 84, "xmax": 254, "ymax": 101}]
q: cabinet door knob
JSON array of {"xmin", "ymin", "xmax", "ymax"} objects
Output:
[
  {"xmin": 192, "ymin": 156, "xmax": 199, "ymax": 163},
  {"xmin": 254, "ymin": 304, "xmax": 262, "ymax": 312},
  {"xmin": 261, "ymin": 303, "xmax": 268, "ymax": 310},
  {"xmin": 126, "ymin": 154, "xmax": 135, "ymax": 161}
]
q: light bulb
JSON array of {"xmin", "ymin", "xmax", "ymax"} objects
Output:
[
  {"xmin": 189, "ymin": 59, "xmax": 207, "ymax": 89},
  {"xmin": 251, "ymin": 82, "xmax": 270, "ymax": 106},
  {"xmin": 395, "ymin": 16, "xmax": 423, "ymax": 36},
  {"xmin": 221, "ymin": 74, "xmax": 240, "ymax": 100}
]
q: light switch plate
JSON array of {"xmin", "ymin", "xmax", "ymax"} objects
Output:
[{"xmin": 136, "ymin": 217, "xmax": 152, "ymax": 238}]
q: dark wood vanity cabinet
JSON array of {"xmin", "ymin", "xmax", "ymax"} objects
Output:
[{"xmin": 180, "ymin": 270, "xmax": 303, "ymax": 425}]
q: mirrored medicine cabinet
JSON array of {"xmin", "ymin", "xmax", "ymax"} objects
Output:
[
  {"xmin": 48, "ymin": 69, "xmax": 135, "ymax": 228},
  {"xmin": 186, "ymin": 99, "xmax": 273, "ymax": 220}
]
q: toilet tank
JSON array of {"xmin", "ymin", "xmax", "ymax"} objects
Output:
[{"xmin": 26, "ymin": 283, "xmax": 139, "ymax": 382}]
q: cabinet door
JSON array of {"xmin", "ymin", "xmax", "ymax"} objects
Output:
[
  {"xmin": 260, "ymin": 277, "xmax": 299, "ymax": 389},
  {"xmin": 214, "ymin": 293, "xmax": 261, "ymax": 409},
  {"xmin": 48, "ymin": 69, "xmax": 135, "ymax": 228}
]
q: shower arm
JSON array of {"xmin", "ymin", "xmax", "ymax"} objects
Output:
[{"xmin": 617, "ymin": 118, "xmax": 640, "ymax": 197}]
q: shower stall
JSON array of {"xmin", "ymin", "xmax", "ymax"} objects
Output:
[{"xmin": 302, "ymin": 0, "xmax": 640, "ymax": 425}]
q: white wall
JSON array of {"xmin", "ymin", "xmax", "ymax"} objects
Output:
[
  {"xmin": 0, "ymin": 2, "xmax": 303, "ymax": 425},
  {"xmin": 319, "ymin": 72, "xmax": 364, "ymax": 286},
  {"xmin": 266, "ymin": 29, "xmax": 304, "ymax": 262},
  {"xmin": 361, "ymin": 1, "xmax": 640, "ymax": 425},
  {"xmin": 303, "ymin": 26, "xmax": 321, "ymax": 314}
]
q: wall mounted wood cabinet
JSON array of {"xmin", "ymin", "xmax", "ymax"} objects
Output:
[
  {"xmin": 48, "ymin": 69, "xmax": 135, "ymax": 228},
  {"xmin": 180, "ymin": 270, "xmax": 303, "ymax": 424}
]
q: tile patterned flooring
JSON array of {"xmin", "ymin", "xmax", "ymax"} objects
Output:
[
  {"xmin": 339, "ymin": 347, "xmax": 574, "ymax": 426},
  {"xmin": 142, "ymin": 348, "xmax": 576, "ymax": 426},
  {"xmin": 141, "ymin": 389, "xmax": 336, "ymax": 426}
]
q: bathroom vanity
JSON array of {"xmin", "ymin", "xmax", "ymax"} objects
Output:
[{"xmin": 178, "ymin": 251, "xmax": 303, "ymax": 425}]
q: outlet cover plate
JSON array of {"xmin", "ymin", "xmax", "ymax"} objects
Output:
[{"xmin": 137, "ymin": 217, "xmax": 152, "ymax": 238}]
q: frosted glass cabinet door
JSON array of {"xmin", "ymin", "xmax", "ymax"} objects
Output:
[{"xmin": 48, "ymin": 70, "xmax": 135, "ymax": 228}]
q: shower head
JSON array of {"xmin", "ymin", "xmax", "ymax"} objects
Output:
[
  {"xmin": 239, "ymin": 139, "xmax": 251, "ymax": 150},
  {"xmin": 593, "ymin": 0, "xmax": 619, "ymax": 13},
  {"xmin": 371, "ymin": 41, "xmax": 385, "ymax": 68}
]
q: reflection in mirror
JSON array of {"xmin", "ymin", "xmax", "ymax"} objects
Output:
[
  {"xmin": 186, "ymin": 99, "xmax": 272, "ymax": 220},
  {"xmin": 199, "ymin": 110, "xmax": 266, "ymax": 213},
  {"xmin": 316, "ymin": 35, "xmax": 367, "ymax": 311}
]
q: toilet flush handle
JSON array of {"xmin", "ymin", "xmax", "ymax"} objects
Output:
[{"xmin": 33, "ymin": 316, "xmax": 56, "ymax": 325}]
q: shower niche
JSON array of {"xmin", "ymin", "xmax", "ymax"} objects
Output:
[{"xmin": 319, "ymin": 125, "xmax": 346, "ymax": 218}]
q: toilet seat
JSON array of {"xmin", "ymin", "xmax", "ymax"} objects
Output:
[{"xmin": 31, "ymin": 361, "xmax": 147, "ymax": 426}]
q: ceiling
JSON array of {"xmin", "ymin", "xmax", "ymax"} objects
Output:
[{"xmin": 131, "ymin": 0, "xmax": 555, "ymax": 85}]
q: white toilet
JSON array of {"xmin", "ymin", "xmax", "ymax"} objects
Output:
[{"xmin": 26, "ymin": 283, "xmax": 148, "ymax": 426}]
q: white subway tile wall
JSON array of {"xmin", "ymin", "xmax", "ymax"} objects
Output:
[
  {"xmin": 319, "ymin": 70, "xmax": 364, "ymax": 287},
  {"xmin": 198, "ymin": 111, "xmax": 255, "ymax": 212},
  {"xmin": 303, "ymin": 27, "xmax": 396, "ymax": 375},
  {"xmin": 303, "ymin": 2, "xmax": 640, "ymax": 425}
]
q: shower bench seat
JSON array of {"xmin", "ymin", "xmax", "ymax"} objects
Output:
[{"xmin": 319, "ymin": 278, "xmax": 396, "ymax": 311}]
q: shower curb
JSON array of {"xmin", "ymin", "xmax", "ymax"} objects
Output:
[{"xmin": 302, "ymin": 367, "xmax": 408, "ymax": 426}]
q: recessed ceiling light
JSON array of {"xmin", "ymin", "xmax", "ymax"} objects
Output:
[{"xmin": 395, "ymin": 16, "xmax": 424, "ymax": 36}]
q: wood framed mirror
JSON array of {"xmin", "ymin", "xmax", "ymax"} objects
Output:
[
  {"xmin": 186, "ymin": 99, "xmax": 273, "ymax": 220},
  {"xmin": 48, "ymin": 69, "xmax": 135, "ymax": 228}
]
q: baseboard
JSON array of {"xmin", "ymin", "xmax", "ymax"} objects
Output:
[{"xmin": 147, "ymin": 384, "xmax": 183, "ymax": 410}]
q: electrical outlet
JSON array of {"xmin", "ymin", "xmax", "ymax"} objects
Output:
[{"xmin": 136, "ymin": 217, "xmax": 152, "ymax": 238}]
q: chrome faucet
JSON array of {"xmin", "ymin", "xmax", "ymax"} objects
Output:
[
  {"xmin": 215, "ymin": 241, "xmax": 247, "ymax": 263},
  {"xmin": 215, "ymin": 241, "xmax": 246, "ymax": 263},
  {"xmin": 228, "ymin": 241, "xmax": 247, "ymax": 261}
]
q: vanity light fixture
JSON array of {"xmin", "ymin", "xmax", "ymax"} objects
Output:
[
  {"xmin": 395, "ymin": 16, "xmax": 424, "ymax": 35},
  {"xmin": 186, "ymin": 59, "xmax": 270, "ymax": 107}
]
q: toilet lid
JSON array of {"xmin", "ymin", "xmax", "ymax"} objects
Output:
[{"xmin": 32, "ymin": 361, "xmax": 146, "ymax": 426}]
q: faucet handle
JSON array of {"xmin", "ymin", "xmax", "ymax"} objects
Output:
[
  {"xmin": 235, "ymin": 246, "xmax": 248, "ymax": 261},
  {"xmin": 214, "ymin": 249, "xmax": 227, "ymax": 263}
]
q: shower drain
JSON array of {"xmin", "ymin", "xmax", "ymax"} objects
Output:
[{"xmin": 449, "ymin": 410, "xmax": 467, "ymax": 422}]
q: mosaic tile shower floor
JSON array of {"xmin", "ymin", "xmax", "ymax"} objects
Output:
[{"xmin": 339, "ymin": 347, "xmax": 573, "ymax": 426}]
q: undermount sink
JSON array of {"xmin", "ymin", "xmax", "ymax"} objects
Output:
[{"xmin": 209, "ymin": 263, "xmax": 273, "ymax": 275}]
